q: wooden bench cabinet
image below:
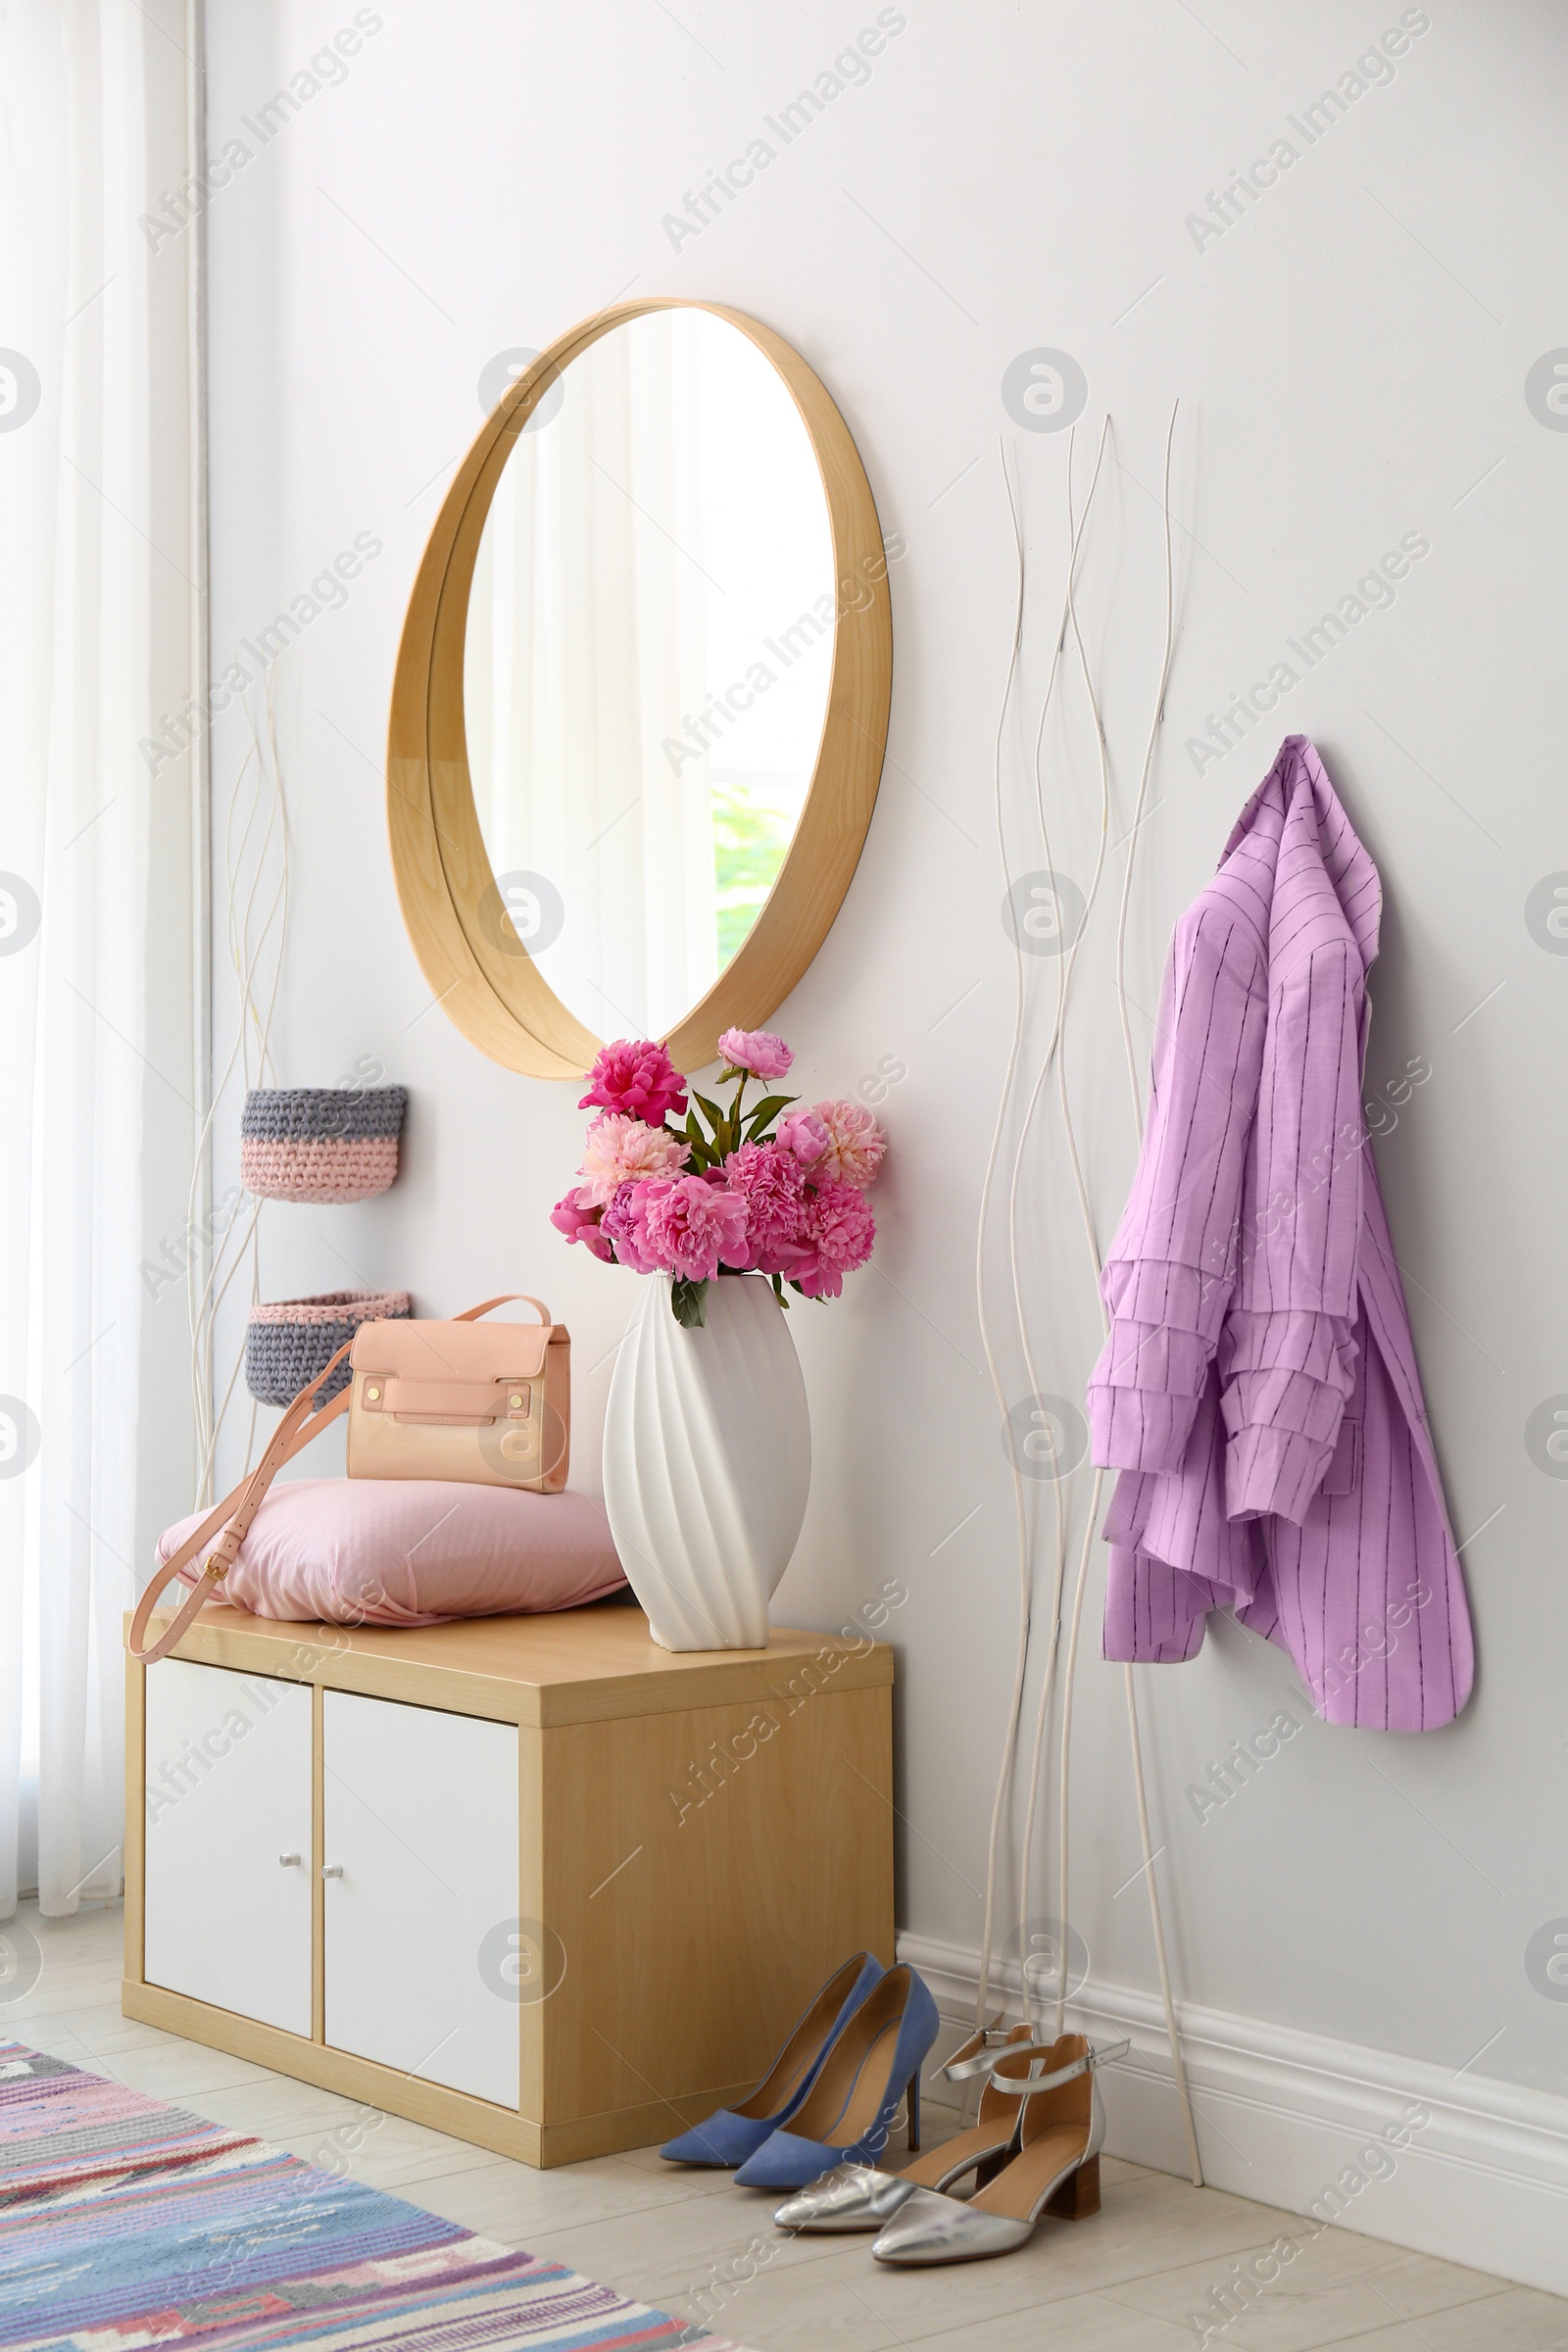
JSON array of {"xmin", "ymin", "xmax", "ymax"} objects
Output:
[{"xmin": 123, "ymin": 1603, "xmax": 895, "ymax": 2166}]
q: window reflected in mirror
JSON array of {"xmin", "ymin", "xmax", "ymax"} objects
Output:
[{"xmin": 465, "ymin": 308, "xmax": 836, "ymax": 1042}]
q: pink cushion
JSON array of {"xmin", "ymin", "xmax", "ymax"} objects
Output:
[{"xmin": 157, "ymin": 1478, "xmax": 626, "ymax": 1627}]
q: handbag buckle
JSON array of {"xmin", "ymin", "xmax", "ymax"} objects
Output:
[{"xmin": 203, "ymin": 1552, "xmax": 229, "ymax": 1584}]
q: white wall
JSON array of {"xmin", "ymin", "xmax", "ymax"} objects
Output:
[{"xmin": 198, "ymin": 0, "xmax": 1568, "ymax": 2272}]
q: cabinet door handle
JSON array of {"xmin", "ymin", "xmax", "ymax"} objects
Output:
[
  {"xmin": 278, "ymin": 1851, "xmax": 301, "ymax": 1867},
  {"xmin": 320, "ymin": 1863, "xmax": 344, "ymax": 1880}
]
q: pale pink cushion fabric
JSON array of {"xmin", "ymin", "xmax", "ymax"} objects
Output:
[{"xmin": 157, "ymin": 1479, "xmax": 626, "ymax": 1627}]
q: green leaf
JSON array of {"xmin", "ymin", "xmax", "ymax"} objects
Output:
[
  {"xmin": 743, "ymin": 1093, "xmax": 797, "ymax": 1141},
  {"xmin": 682, "ymin": 1111, "xmax": 712, "ymax": 1171},
  {"xmin": 670, "ymin": 1277, "xmax": 709, "ymax": 1328},
  {"xmin": 691, "ymin": 1091, "xmax": 724, "ymax": 1132}
]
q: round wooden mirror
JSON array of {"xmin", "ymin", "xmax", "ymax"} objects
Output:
[{"xmin": 386, "ymin": 299, "xmax": 894, "ymax": 1079}]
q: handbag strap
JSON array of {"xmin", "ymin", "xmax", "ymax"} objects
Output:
[
  {"xmin": 127, "ymin": 1294, "xmax": 554, "ymax": 1669},
  {"xmin": 127, "ymin": 1341, "xmax": 356, "ymax": 1666},
  {"xmin": 453, "ymin": 1294, "xmax": 554, "ymax": 1328}
]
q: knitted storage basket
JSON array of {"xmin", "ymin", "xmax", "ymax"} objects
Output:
[
  {"xmin": 245, "ymin": 1290, "xmax": 412, "ymax": 1409},
  {"xmin": 241, "ymin": 1087, "xmax": 409, "ymax": 1203}
]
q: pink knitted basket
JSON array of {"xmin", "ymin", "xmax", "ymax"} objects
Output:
[
  {"xmin": 245, "ymin": 1289, "xmax": 411, "ymax": 1408},
  {"xmin": 240, "ymin": 1088, "xmax": 408, "ymax": 1204}
]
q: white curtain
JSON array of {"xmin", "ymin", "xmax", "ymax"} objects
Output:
[
  {"xmin": 466, "ymin": 312, "xmax": 719, "ymax": 1041},
  {"xmin": 0, "ymin": 0, "xmax": 199, "ymax": 1915}
]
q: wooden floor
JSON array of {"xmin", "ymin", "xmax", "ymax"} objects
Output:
[{"xmin": 9, "ymin": 1900, "xmax": 1567, "ymax": 2351}]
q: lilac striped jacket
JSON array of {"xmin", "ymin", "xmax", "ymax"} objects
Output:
[{"xmin": 1088, "ymin": 736, "xmax": 1473, "ymax": 1730}]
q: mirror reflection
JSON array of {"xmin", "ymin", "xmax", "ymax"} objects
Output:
[{"xmin": 465, "ymin": 309, "xmax": 836, "ymax": 1043}]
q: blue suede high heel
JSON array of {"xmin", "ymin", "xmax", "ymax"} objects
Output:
[
  {"xmin": 660, "ymin": 1951, "xmax": 884, "ymax": 2167},
  {"xmin": 731, "ymin": 1963, "xmax": 941, "ymax": 2191}
]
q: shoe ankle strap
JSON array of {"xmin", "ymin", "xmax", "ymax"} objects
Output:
[
  {"xmin": 979, "ymin": 2035, "xmax": 1131, "ymax": 2097},
  {"xmin": 939, "ymin": 2021, "xmax": 1021, "ymax": 2084},
  {"xmin": 944, "ymin": 2034, "xmax": 1130, "ymax": 2092}
]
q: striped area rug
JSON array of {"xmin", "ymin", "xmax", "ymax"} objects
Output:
[{"xmin": 0, "ymin": 2040, "xmax": 748, "ymax": 2350}]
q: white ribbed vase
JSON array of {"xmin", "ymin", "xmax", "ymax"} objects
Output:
[{"xmin": 602, "ymin": 1272, "xmax": 810, "ymax": 1651}]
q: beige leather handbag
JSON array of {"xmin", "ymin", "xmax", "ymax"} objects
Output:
[
  {"xmin": 346, "ymin": 1296, "xmax": 569, "ymax": 1489},
  {"xmin": 129, "ymin": 1296, "xmax": 569, "ymax": 1666}
]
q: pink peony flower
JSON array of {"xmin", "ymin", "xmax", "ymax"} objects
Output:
[
  {"xmin": 810, "ymin": 1099, "xmax": 887, "ymax": 1189},
  {"xmin": 717, "ymin": 1027, "xmax": 794, "ymax": 1081},
  {"xmin": 576, "ymin": 1113, "xmax": 688, "ymax": 1206},
  {"xmin": 794, "ymin": 1176, "xmax": 876, "ymax": 1298},
  {"xmin": 777, "ymin": 1108, "xmax": 832, "ymax": 1167},
  {"xmin": 600, "ymin": 1180, "xmax": 660, "ymax": 1274},
  {"xmin": 640, "ymin": 1174, "xmax": 751, "ymax": 1282},
  {"xmin": 724, "ymin": 1141, "xmax": 807, "ymax": 1268},
  {"xmin": 579, "ymin": 1039, "xmax": 688, "ymax": 1126},
  {"xmin": 550, "ymin": 1184, "xmax": 614, "ymax": 1262}
]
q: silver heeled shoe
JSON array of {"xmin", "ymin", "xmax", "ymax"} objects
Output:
[
  {"xmin": 870, "ymin": 2033, "xmax": 1129, "ymax": 2266},
  {"xmin": 772, "ymin": 2022, "xmax": 1038, "ymax": 2233}
]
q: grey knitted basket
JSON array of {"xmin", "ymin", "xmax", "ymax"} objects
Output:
[
  {"xmin": 245, "ymin": 1290, "xmax": 412, "ymax": 1409},
  {"xmin": 240, "ymin": 1087, "xmax": 409, "ymax": 1203}
]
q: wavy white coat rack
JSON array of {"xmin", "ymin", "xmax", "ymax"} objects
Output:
[{"xmin": 973, "ymin": 408, "xmax": 1202, "ymax": 2186}]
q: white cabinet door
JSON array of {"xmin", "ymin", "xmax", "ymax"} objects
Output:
[
  {"xmin": 321, "ymin": 1691, "xmax": 519, "ymax": 2107},
  {"xmin": 143, "ymin": 1659, "xmax": 313, "ymax": 2035}
]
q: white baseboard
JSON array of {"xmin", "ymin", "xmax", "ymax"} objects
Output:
[{"xmin": 899, "ymin": 1932, "xmax": 1568, "ymax": 2300}]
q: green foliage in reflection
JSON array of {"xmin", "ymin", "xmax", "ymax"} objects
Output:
[{"xmin": 712, "ymin": 776, "xmax": 798, "ymax": 967}]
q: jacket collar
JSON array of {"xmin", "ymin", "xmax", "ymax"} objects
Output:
[{"xmin": 1220, "ymin": 735, "xmax": 1382, "ymax": 975}]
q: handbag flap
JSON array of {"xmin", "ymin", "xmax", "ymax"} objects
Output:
[{"xmin": 351, "ymin": 1316, "xmax": 559, "ymax": 1384}]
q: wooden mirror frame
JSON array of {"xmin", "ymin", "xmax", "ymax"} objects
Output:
[{"xmin": 386, "ymin": 299, "xmax": 894, "ymax": 1079}]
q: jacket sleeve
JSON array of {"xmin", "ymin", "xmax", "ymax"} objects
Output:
[
  {"xmin": 1219, "ymin": 936, "xmax": 1363, "ymax": 1523},
  {"xmin": 1089, "ymin": 904, "xmax": 1268, "ymax": 1476}
]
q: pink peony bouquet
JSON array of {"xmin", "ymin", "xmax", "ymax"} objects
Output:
[{"xmin": 552, "ymin": 1029, "xmax": 886, "ymax": 1326}]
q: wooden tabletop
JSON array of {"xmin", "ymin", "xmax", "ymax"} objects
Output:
[{"xmin": 128, "ymin": 1601, "xmax": 894, "ymax": 1727}]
